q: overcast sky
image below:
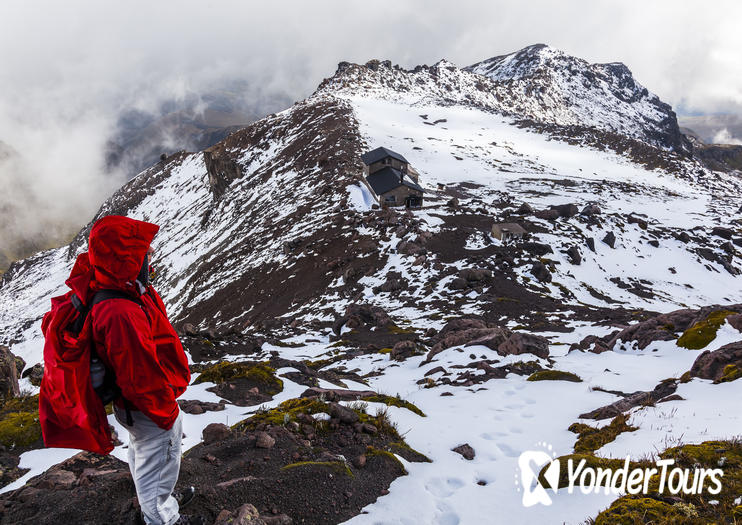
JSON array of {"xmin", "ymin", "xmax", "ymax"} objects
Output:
[{"xmin": 0, "ymin": 0, "xmax": 740, "ymax": 251}]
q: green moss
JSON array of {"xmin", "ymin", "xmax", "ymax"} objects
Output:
[
  {"xmin": 679, "ymin": 371, "xmax": 693, "ymax": 383},
  {"xmin": 281, "ymin": 460, "xmax": 353, "ymax": 477},
  {"xmin": 676, "ymin": 310, "xmax": 737, "ymax": 350},
  {"xmin": 595, "ymin": 497, "xmax": 689, "ymax": 524},
  {"xmin": 365, "ymin": 394, "xmax": 426, "ymax": 417},
  {"xmin": 0, "ymin": 412, "xmax": 42, "ymax": 448},
  {"xmin": 527, "ymin": 370, "xmax": 582, "ymax": 383},
  {"xmin": 593, "ymin": 440, "xmax": 742, "ymax": 523},
  {"xmin": 569, "ymin": 414, "xmax": 637, "ymax": 454},
  {"xmin": 366, "ymin": 447, "xmax": 407, "ymax": 474},
  {"xmin": 378, "ymin": 348, "xmax": 393, "ymax": 354},
  {"xmin": 194, "ymin": 361, "xmax": 283, "ymax": 393},
  {"xmin": 718, "ymin": 364, "xmax": 742, "ymax": 383},
  {"xmin": 233, "ymin": 397, "xmax": 329, "ymax": 431},
  {"xmin": 1, "ymin": 394, "xmax": 39, "ymax": 414}
]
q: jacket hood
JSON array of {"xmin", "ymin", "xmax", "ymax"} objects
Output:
[
  {"xmin": 87, "ymin": 215, "xmax": 159, "ymax": 293},
  {"xmin": 65, "ymin": 252, "xmax": 94, "ymax": 301}
]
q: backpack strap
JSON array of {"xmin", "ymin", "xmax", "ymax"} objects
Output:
[{"xmin": 71, "ymin": 289, "xmax": 145, "ymax": 427}]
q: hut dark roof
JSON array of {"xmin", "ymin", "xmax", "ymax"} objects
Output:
[
  {"xmin": 366, "ymin": 167, "xmax": 424, "ymax": 195},
  {"xmin": 360, "ymin": 147, "xmax": 409, "ymax": 166}
]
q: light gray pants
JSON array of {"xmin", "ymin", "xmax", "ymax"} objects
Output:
[{"xmin": 115, "ymin": 406, "xmax": 183, "ymax": 525}]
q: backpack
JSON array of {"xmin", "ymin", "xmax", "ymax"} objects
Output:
[{"xmin": 39, "ymin": 289, "xmax": 141, "ymax": 455}]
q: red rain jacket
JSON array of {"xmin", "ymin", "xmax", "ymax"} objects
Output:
[{"xmin": 40, "ymin": 215, "xmax": 190, "ymax": 454}]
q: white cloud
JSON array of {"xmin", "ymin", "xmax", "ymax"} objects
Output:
[{"xmin": 0, "ymin": 0, "xmax": 740, "ymax": 256}]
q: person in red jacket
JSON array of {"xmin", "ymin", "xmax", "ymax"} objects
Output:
[{"xmin": 85, "ymin": 215, "xmax": 198, "ymax": 525}]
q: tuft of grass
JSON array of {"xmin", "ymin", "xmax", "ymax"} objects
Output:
[
  {"xmin": 676, "ymin": 310, "xmax": 737, "ymax": 350},
  {"xmin": 365, "ymin": 447, "xmax": 407, "ymax": 474},
  {"xmin": 527, "ymin": 370, "xmax": 582, "ymax": 383},
  {"xmin": 365, "ymin": 394, "xmax": 426, "ymax": 417}
]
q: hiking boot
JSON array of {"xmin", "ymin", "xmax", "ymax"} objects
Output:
[
  {"xmin": 173, "ymin": 515, "xmax": 206, "ymax": 525},
  {"xmin": 173, "ymin": 486, "xmax": 196, "ymax": 509}
]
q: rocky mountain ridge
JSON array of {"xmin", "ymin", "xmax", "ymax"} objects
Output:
[{"xmin": 1, "ymin": 44, "xmax": 741, "ymax": 524}]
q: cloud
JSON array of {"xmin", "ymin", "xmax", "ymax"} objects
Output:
[{"xmin": 0, "ymin": 0, "xmax": 740, "ymax": 259}]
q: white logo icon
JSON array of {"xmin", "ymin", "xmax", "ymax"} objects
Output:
[{"xmin": 517, "ymin": 442, "xmax": 560, "ymax": 507}]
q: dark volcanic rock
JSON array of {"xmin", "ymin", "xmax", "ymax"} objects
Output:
[
  {"xmin": 530, "ymin": 262, "xmax": 552, "ymax": 283},
  {"xmin": 602, "ymin": 231, "xmax": 616, "ymax": 248},
  {"xmin": 0, "ymin": 346, "xmax": 20, "ymax": 400},
  {"xmin": 690, "ymin": 341, "xmax": 742, "ymax": 382},
  {"xmin": 333, "ymin": 304, "xmax": 394, "ymax": 335},
  {"xmin": 178, "ymin": 399, "xmax": 226, "ymax": 415},
  {"xmin": 390, "ymin": 340, "xmax": 423, "ymax": 361},
  {"xmin": 424, "ymin": 318, "xmax": 511, "ymax": 363},
  {"xmin": 203, "ymin": 423, "xmax": 233, "ymax": 445},
  {"xmin": 566, "ymin": 246, "xmax": 581, "ymax": 265},
  {"xmin": 586, "ymin": 237, "xmax": 596, "ymax": 252},
  {"xmin": 550, "ymin": 203, "xmax": 579, "ymax": 218},
  {"xmin": 497, "ymin": 333, "xmax": 550, "ymax": 359},
  {"xmin": 522, "ymin": 242, "xmax": 553, "ymax": 256},
  {"xmin": 517, "ymin": 202, "xmax": 534, "ymax": 214},
  {"xmin": 534, "ymin": 209, "xmax": 560, "ymax": 221},
  {"xmin": 452, "ymin": 443, "xmax": 475, "ymax": 460},
  {"xmin": 711, "ymin": 226, "xmax": 735, "ymax": 240},
  {"xmin": 581, "ymin": 204, "xmax": 601, "ymax": 216},
  {"xmin": 21, "ymin": 363, "xmax": 44, "ymax": 387},
  {"xmin": 579, "ymin": 379, "xmax": 679, "ymax": 420},
  {"xmin": 459, "ymin": 268, "xmax": 492, "ymax": 282}
]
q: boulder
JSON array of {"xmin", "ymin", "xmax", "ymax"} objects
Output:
[
  {"xmin": 255, "ymin": 431, "xmax": 276, "ymax": 449},
  {"xmin": 534, "ymin": 209, "xmax": 560, "ymax": 221},
  {"xmin": 448, "ymin": 277, "xmax": 468, "ymax": 290},
  {"xmin": 390, "ymin": 340, "xmax": 423, "ymax": 361},
  {"xmin": 21, "ymin": 362, "xmax": 43, "ymax": 387},
  {"xmin": 0, "ymin": 345, "xmax": 20, "ymax": 400},
  {"xmin": 463, "ymin": 327, "xmax": 511, "ymax": 352},
  {"xmin": 581, "ymin": 204, "xmax": 601, "ymax": 216},
  {"xmin": 627, "ymin": 215, "xmax": 648, "ymax": 229},
  {"xmin": 424, "ymin": 319, "xmax": 511, "ymax": 362},
  {"xmin": 530, "ymin": 262, "xmax": 552, "ymax": 283},
  {"xmin": 178, "ymin": 399, "xmax": 225, "ymax": 415},
  {"xmin": 299, "ymin": 387, "xmax": 376, "ymax": 401},
  {"xmin": 202, "ymin": 423, "xmax": 232, "ymax": 445},
  {"xmin": 566, "ymin": 246, "xmax": 581, "ymax": 265},
  {"xmin": 690, "ymin": 341, "xmax": 742, "ymax": 382},
  {"xmin": 550, "ymin": 203, "xmax": 579, "ymax": 218},
  {"xmin": 333, "ymin": 304, "xmax": 393, "ymax": 335},
  {"xmin": 586, "ymin": 237, "xmax": 596, "ymax": 252},
  {"xmin": 452, "ymin": 443, "xmax": 475, "ymax": 460},
  {"xmin": 602, "ymin": 231, "xmax": 616, "ymax": 248},
  {"xmin": 459, "ymin": 268, "xmax": 492, "ymax": 282},
  {"xmin": 712, "ymin": 226, "xmax": 735, "ymax": 240},
  {"xmin": 517, "ymin": 202, "xmax": 534, "ymax": 214},
  {"xmin": 498, "ymin": 333, "xmax": 550, "ymax": 359},
  {"xmin": 328, "ymin": 402, "xmax": 359, "ymax": 424},
  {"xmin": 373, "ymin": 272, "xmax": 408, "ymax": 294},
  {"xmin": 676, "ymin": 231, "xmax": 691, "ymax": 243},
  {"xmin": 522, "ymin": 242, "xmax": 553, "ymax": 256}
]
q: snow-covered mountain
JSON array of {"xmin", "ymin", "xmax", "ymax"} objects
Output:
[{"xmin": 1, "ymin": 45, "xmax": 741, "ymax": 524}]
